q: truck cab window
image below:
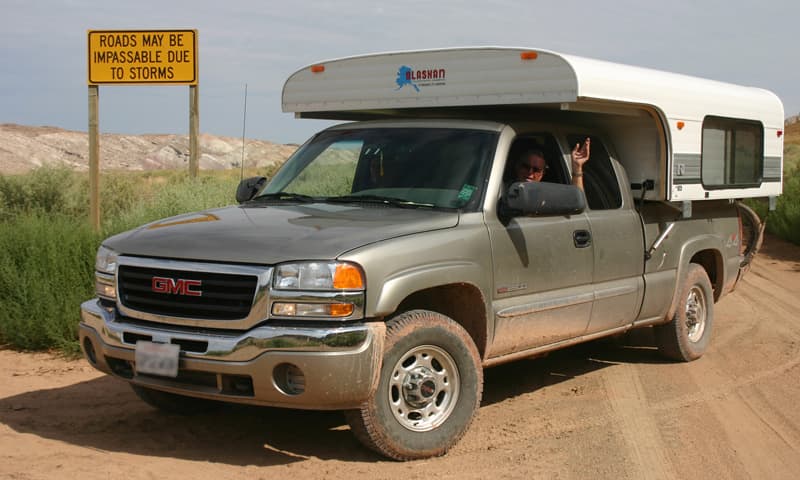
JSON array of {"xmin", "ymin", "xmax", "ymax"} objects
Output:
[
  {"xmin": 265, "ymin": 127, "xmax": 497, "ymax": 211},
  {"xmin": 567, "ymin": 135, "xmax": 622, "ymax": 210}
]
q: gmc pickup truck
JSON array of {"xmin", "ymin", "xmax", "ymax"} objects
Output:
[{"xmin": 80, "ymin": 47, "xmax": 782, "ymax": 460}]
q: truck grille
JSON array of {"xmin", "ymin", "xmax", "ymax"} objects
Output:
[{"xmin": 118, "ymin": 265, "xmax": 258, "ymax": 320}]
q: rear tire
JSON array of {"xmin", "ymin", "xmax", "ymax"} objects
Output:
[
  {"xmin": 345, "ymin": 310, "xmax": 483, "ymax": 460},
  {"xmin": 655, "ymin": 263, "xmax": 714, "ymax": 361},
  {"xmin": 131, "ymin": 384, "xmax": 220, "ymax": 414}
]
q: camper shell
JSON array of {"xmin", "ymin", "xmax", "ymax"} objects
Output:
[{"xmin": 283, "ymin": 47, "xmax": 783, "ymax": 206}]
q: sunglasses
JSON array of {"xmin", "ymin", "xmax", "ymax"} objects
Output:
[{"xmin": 519, "ymin": 163, "xmax": 546, "ymax": 173}]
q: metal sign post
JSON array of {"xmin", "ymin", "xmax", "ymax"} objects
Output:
[
  {"xmin": 87, "ymin": 29, "xmax": 199, "ymax": 230},
  {"xmin": 88, "ymin": 86, "xmax": 100, "ymax": 231},
  {"xmin": 190, "ymin": 85, "xmax": 199, "ymax": 178}
]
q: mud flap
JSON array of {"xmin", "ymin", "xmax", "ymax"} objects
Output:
[{"xmin": 732, "ymin": 202, "xmax": 765, "ymax": 291}]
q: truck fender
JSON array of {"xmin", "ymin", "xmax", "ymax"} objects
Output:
[
  {"xmin": 371, "ymin": 261, "xmax": 491, "ymax": 348},
  {"xmin": 664, "ymin": 234, "xmax": 725, "ymax": 322}
]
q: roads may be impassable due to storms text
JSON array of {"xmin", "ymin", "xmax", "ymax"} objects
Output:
[{"xmin": 88, "ymin": 30, "xmax": 197, "ymax": 85}]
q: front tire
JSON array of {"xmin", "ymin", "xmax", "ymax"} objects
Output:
[
  {"xmin": 345, "ymin": 310, "xmax": 483, "ymax": 460},
  {"xmin": 655, "ymin": 263, "xmax": 714, "ymax": 361}
]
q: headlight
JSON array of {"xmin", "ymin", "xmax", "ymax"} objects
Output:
[
  {"xmin": 95, "ymin": 245, "xmax": 118, "ymax": 274},
  {"xmin": 271, "ymin": 261, "xmax": 365, "ymax": 319},
  {"xmin": 95, "ymin": 246, "xmax": 118, "ymax": 300},
  {"xmin": 274, "ymin": 262, "xmax": 364, "ymax": 290}
]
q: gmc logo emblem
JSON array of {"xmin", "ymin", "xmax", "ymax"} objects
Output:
[{"xmin": 151, "ymin": 277, "xmax": 203, "ymax": 297}]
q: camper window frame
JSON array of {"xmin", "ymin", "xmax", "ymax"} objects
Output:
[{"xmin": 700, "ymin": 115, "xmax": 764, "ymax": 190}]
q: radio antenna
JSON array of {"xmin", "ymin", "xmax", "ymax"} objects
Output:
[{"xmin": 239, "ymin": 83, "xmax": 248, "ymax": 181}]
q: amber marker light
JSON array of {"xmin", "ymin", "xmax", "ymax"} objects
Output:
[
  {"xmin": 329, "ymin": 304, "xmax": 355, "ymax": 317},
  {"xmin": 677, "ymin": 121, "xmax": 685, "ymax": 130},
  {"xmin": 333, "ymin": 263, "xmax": 364, "ymax": 289},
  {"xmin": 520, "ymin": 51, "xmax": 538, "ymax": 60},
  {"xmin": 310, "ymin": 64, "xmax": 325, "ymax": 73}
]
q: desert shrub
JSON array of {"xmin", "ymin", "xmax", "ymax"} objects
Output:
[
  {"xmin": 0, "ymin": 166, "xmax": 78, "ymax": 219},
  {"xmin": 765, "ymin": 167, "xmax": 800, "ymax": 244},
  {"xmin": 745, "ymin": 164, "xmax": 800, "ymax": 245},
  {"xmin": 0, "ymin": 166, "xmax": 274, "ymax": 352},
  {"xmin": 0, "ymin": 213, "xmax": 101, "ymax": 352},
  {"xmin": 785, "ymin": 144, "xmax": 800, "ymax": 172}
]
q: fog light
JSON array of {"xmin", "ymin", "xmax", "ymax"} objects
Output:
[
  {"xmin": 272, "ymin": 302, "xmax": 354, "ymax": 318},
  {"xmin": 95, "ymin": 273, "xmax": 116, "ymax": 300},
  {"xmin": 95, "ymin": 282, "xmax": 117, "ymax": 299},
  {"xmin": 273, "ymin": 363, "xmax": 305, "ymax": 395},
  {"xmin": 272, "ymin": 302, "xmax": 296, "ymax": 316}
]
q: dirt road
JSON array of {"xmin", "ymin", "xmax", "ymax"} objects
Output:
[{"xmin": 2, "ymin": 235, "xmax": 799, "ymax": 479}]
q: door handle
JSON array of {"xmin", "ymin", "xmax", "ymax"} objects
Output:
[{"xmin": 573, "ymin": 229, "xmax": 592, "ymax": 248}]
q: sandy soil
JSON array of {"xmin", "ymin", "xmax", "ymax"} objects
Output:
[{"xmin": 2, "ymin": 235, "xmax": 800, "ymax": 479}]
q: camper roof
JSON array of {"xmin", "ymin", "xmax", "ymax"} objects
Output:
[{"xmin": 282, "ymin": 47, "xmax": 783, "ymax": 127}]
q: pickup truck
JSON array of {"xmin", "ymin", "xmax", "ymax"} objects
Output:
[{"xmin": 80, "ymin": 47, "xmax": 782, "ymax": 460}]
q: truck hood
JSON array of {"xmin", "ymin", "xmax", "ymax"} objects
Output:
[{"xmin": 104, "ymin": 203, "xmax": 460, "ymax": 264}]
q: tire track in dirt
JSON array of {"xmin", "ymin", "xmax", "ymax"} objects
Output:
[
  {"xmin": 739, "ymin": 387, "xmax": 800, "ymax": 455},
  {"xmin": 600, "ymin": 363, "xmax": 677, "ymax": 479},
  {"xmin": 677, "ymin": 251, "xmax": 800, "ymax": 478},
  {"xmin": 648, "ymin": 274, "xmax": 800, "ymax": 416}
]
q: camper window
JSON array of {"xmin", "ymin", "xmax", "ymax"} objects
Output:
[{"xmin": 701, "ymin": 116, "xmax": 764, "ymax": 188}]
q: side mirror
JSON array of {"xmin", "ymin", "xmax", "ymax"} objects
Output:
[
  {"xmin": 504, "ymin": 181, "xmax": 585, "ymax": 216},
  {"xmin": 236, "ymin": 176, "xmax": 267, "ymax": 203}
]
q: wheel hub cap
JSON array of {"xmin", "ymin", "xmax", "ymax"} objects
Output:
[
  {"xmin": 402, "ymin": 367, "xmax": 438, "ymax": 408},
  {"xmin": 388, "ymin": 345, "xmax": 460, "ymax": 432},
  {"xmin": 685, "ymin": 286, "xmax": 707, "ymax": 343}
]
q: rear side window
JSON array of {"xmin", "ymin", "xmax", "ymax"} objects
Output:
[
  {"xmin": 567, "ymin": 135, "xmax": 622, "ymax": 210},
  {"xmin": 701, "ymin": 116, "xmax": 763, "ymax": 188}
]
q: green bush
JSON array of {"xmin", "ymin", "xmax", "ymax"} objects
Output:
[
  {"xmin": 0, "ymin": 167, "xmax": 269, "ymax": 352},
  {"xmin": 0, "ymin": 214, "xmax": 101, "ymax": 352},
  {"xmin": 765, "ymin": 167, "xmax": 800, "ymax": 244}
]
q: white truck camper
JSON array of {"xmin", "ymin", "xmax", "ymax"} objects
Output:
[{"xmin": 283, "ymin": 47, "xmax": 784, "ymax": 211}]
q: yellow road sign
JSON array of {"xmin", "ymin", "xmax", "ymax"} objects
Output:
[{"xmin": 88, "ymin": 30, "xmax": 198, "ymax": 85}]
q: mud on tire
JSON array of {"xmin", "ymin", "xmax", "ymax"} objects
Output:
[
  {"xmin": 345, "ymin": 309, "xmax": 483, "ymax": 460},
  {"xmin": 655, "ymin": 263, "xmax": 714, "ymax": 362}
]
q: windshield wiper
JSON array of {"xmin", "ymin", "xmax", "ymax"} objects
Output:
[
  {"xmin": 250, "ymin": 192, "xmax": 316, "ymax": 203},
  {"xmin": 324, "ymin": 194, "xmax": 435, "ymax": 209}
]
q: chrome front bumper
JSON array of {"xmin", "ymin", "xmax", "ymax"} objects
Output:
[{"xmin": 79, "ymin": 299, "xmax": 385, "ymax": 410}]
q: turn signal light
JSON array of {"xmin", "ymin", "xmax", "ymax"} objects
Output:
[
  {"xmin": 520, "ymin": 51, "xmax": 538, "ymax": 60},
  {"xmin": 310, "ymin": 65, "xmax": 325, "ymax": 73},
  {"xmin": 333, "ymin": 263, "xmax": 364, "ymax": 289},
  {"xmin": 329, "ymin": 303, "xmax": 355, "ymax": 317}
]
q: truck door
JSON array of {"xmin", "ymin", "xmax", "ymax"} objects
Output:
[
  {"xmin": 486, "ymin": 134, "xmax": 594, "ymax": 358},
  {"xmin": 567, "ymin": 135, "xmax": 645, "ymax": 335}
]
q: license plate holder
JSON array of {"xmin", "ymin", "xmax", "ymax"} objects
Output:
[{"xmin": 135, "ymin": 341, "xmax": 180, "ymax": 378}]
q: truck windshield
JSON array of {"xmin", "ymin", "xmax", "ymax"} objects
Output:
[{"xmin": 260, "ymin": 127, "xmax": 498, "ymax": 211}]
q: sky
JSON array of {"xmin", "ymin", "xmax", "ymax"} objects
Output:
[{"xmin": 1, "ymin": 0, "xmax": 798, "ymax": 144}]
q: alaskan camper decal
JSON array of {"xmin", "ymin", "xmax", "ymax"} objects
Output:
[{"xmin": 395, "ymin": 65, "xmax": 447, "ymax": 92}]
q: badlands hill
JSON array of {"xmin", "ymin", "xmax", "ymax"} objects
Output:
[
  {"xmin": 3, "ymin": 118, "xmax": 798, "ymax": 176},
  {"xmin": 0, "ymin": 123, "xmax": 297, "ymax": 175}
]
